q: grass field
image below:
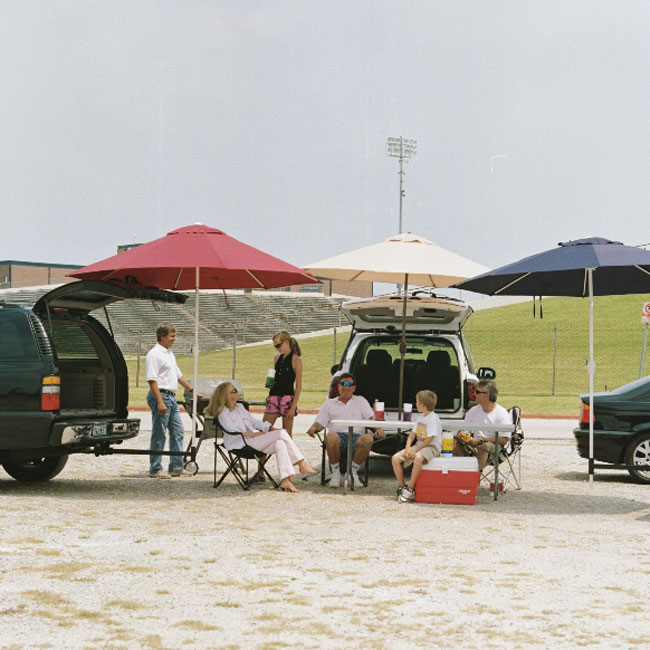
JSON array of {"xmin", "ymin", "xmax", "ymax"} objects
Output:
[{"xmin": 126, "ymin": 293, "xmax": 650, "ymax": 416}]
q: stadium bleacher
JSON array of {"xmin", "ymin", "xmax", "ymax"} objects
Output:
[{"xmin": 0, "ymin": 285, "xmax": 347, "ymax": 355}]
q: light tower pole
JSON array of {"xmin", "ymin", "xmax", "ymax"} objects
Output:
[{"xmin": 387, "ymin": 136, "xmax": 417, "ymax": 233}]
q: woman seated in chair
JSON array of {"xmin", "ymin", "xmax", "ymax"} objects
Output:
[{"xmin": 205, "ymin": 382, "xmax": 317, "ymax": 493}]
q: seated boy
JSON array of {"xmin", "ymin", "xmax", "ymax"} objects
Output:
[{"xmin": 391, "ymin": 390, "xmax": 442, "ymax": 503}]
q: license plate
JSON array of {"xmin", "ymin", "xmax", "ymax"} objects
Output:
[{"xmin": 91, "ymin": 423, "xmax": 108, "ymax": 437}]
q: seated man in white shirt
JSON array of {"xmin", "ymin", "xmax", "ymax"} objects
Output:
[
  {"xmin": 307, "ymin": 373, "xmax": 385, "ymax": 488},
  {"xmin": 453, "ymin": 379, "xmax": 511, "ymax": 470}
]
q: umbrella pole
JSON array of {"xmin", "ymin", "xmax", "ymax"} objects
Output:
[
  {"xmin": 398, "ymin": 274, "xmax": 408, "ymax": 418},
  {"xmin": 587, "ymin": 268, "xmax": 595, "ymax": 488},
  {"xmin": 191, "ymin": 267, "xmax": 199, "ymax": 462}
]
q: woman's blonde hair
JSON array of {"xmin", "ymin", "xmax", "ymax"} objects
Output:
[
  {"xmin": 416, "ymin": 389, "xmax": 438, "ymax": 411},
  {"xmin": 274, "ymin": 330, "xmax": 301, "ymax": 356},
  {"xmin": 205, "ymin": 382, "xmax": 236, "ymax": 418}
]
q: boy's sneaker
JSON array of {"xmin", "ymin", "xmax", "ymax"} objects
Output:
[
  {"xmin": 352, "ymin": 471, "xmax": 364, "ymax": 488},
  {"xmin": 328, "ymin": 468, "xmax": 342, "ymax": 488},
  {"xmin": 396, "ymin": 486, "xmax": 405, "ymax": 501},
  {"xmin": 399, "ymin": 487, "xmax": 415, "ymax": 503}
]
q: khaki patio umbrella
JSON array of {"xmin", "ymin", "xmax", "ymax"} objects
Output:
[{"xmin": 304, "ymin": 233, "xmax": 489, "ymax": 413}]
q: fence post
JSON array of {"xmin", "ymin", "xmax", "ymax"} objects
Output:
[
  {"xmin": 136, "ymin": 330, "xmax": 141, "ymax": 388},
  {"xmin": 551, "ymin": 324, "xmax": 557, "ymax": 395},
  {"xmin": 232, "ymin": 327, "xmax": 237, "ymax": 379},
  {"xmin": 333, "ymin": 326, "xmax": 337, "ymax": 366},
  {"xmin": 640, "ymin": 323, "xmax": 648, "ymax": 379}
]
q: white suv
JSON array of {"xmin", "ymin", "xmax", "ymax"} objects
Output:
[{"xmin": 330, "ymin": 293, "xmax": 495, "ymax": 452}]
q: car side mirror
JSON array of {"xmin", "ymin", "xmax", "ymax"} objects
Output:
[
  {"xmin": 331, "ymin": 364, "xmax": 339, "ymax": 375},
  {"xmin": 477, "ymin": 367, "xmax": 496, "ymax": 380}
]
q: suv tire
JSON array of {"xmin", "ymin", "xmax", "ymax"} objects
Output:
[{"xmin": 2, "ymin": 455, "xmax": 69, "ymax": 482}]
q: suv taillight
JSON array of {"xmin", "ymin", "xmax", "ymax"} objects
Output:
[
  {"xmin": 41, "ymin": 375, "xmax": 61, "ymax": 411},
  {"xmin": 580, "ymin": 402, "xmax": 593, "ymax": 427},
  {"xmin": 467, "ymin": 379, "xmax": 477, "ymax": 402}
]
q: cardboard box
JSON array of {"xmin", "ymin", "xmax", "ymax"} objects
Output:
[{"xmin": 414, "ymin": 456, "xmax": 480, "ymax": 505}]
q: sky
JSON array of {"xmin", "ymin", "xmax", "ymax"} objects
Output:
[{"xmin": 2, "ymin": 1, "xmax": 650, "ymax": 276}]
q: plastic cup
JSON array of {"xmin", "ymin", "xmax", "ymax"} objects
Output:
[
  {"xmin": 402, "ymin": 403, "xmax": 412, "ymax": 421},
  {"xmin": 374, "ymin": 401, "xmax": 385, "ymax": 421},
  {"xmin": 265, "ymin": 369, "xmax": 276, "ymax": 388}
]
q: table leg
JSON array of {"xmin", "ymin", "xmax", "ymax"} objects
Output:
[
  {"xmin": 346, "ymin": 425, "xmax": 354, "ymax": 494},
  {"xmin": 493, "ymin": 438, "xmax": 499, "ymax": 501}
]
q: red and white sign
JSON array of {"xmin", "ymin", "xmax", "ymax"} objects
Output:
[{"xmin": 642, "ymin": 302, "xmax": 650, "ymax": 324}]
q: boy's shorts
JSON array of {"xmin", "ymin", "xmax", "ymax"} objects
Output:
[
  {"xmin": 393, "ymin": 444, "xmax": 440, "ymax": 468},
  {"xmin": 264, "ymin": 394, "xmax": 296, "ymax": 417}
]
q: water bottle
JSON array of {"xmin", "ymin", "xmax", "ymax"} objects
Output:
[{"xmin": 442, "ymin": 430, "xmax": 454, "ymax": 456}]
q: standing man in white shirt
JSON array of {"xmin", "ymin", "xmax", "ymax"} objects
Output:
[
  {"xmin": 146, "ymin": 323, "xmax": 196, "ymax": 478},
  {"xmin": 454, "ymin": 379, "xmax": 511, "ymax": 470}
]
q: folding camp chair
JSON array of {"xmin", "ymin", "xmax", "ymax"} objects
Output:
[
  {"xmin": 178, "ymin": 379, "xmax": 244, "ymax": 472},
  {"xmin": 481, "ymin": 406, "xmax": 524, "ymax": 492},
  {"xmin": 212, "ymin": 416, "xmax": 279, "ymax": 491}
]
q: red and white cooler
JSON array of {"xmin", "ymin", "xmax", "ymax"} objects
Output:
[{"xmin": 414, "ymin": 456, "xmax": 480, "ymax": 505}]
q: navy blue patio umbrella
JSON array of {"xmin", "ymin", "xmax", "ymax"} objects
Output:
[{"xmin": 453, "ymin": 237, "xmax": 650, "ymax": 486}]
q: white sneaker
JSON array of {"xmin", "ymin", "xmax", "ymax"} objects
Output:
[
  {"xmin": 352, "ymin": 471, "xmax": 364, "ymax": 488},
  {"xmin": 328, "ymin": 468, "xmax": 341, "ymax": 488},
  {"xmin": 169, "ymin": 469, "xmax": 194, "ymax": 478},
  {"xmin": 399, "ymin": 487, "xmax": 414, "ymax": 503}
]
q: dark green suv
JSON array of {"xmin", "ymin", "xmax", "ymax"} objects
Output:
[{"xmin": 0, "ymin": 281, "xmax": 185, "ymax": 481}]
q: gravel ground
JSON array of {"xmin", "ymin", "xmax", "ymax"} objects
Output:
[{"xmin": 1, "ymin": 419, "xmax": 649, "ymax": 650}]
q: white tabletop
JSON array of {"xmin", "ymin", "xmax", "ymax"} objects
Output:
[{"xmin": 330, "ymin": 419, "xmax": 515, "ymax": 433}]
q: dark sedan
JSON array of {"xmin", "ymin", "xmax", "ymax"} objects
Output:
[{"xmin": 573, "ymin": 376, "xmax": 650, "ymax": 483}]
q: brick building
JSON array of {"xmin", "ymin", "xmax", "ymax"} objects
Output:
[
  {"xmin": 0, "ymin": 254, "xmax": 372, "ymax": 297},
  {"xmin": 0, "ymin": 261, "xmax": 81, "ymax": 289}
]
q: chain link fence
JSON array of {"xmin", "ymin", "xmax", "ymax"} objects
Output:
[
  {"xmin": 464, "ymin": 321, "xmax": 650, "ymax": 397},
  {"xmin": 125, "ymin": 316, "xmax": 650, "ymax": 408}
]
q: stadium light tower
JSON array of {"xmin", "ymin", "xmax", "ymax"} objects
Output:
[{"xmin": 387, "ymin": 136, "xmax": 417, "ymax": 233}]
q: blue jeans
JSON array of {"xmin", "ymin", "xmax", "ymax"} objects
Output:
[{"xmin": 147, "ymin": 391, "xmax": 185, "ymax": 473}]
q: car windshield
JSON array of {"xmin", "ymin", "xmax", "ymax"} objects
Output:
[
  {"xmin": 357, "ymin": 337, "xmax": 459, "ymax": 368},
  {"xmin": 351, "ymin": 335, "xmax": 461, "ymax": 410}
]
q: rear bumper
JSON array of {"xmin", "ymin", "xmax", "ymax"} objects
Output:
[
  {"xmin": 52, "ymin": 418, "xmax": 140, "ymax": 447},
  {"xmin": 573, "ymin": 427, "xmax": 629, "ymax": 464}
]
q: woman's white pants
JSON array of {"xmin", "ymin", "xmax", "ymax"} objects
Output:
[{"xmin": 245, "ymin": 429, "xmax": 304, "ymax": 480}]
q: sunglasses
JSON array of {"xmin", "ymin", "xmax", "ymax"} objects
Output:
[
  {"xmin": 476, "ymin": 390, "xmax": 489, "ymax": 394},
  {"xmin": 340, "ymin": 381, "xmax": 355, "ymax": 387},
  {"xmin": 274, "ymin": 342, "xmax": 283, "ymax": 349},
  {"xmin": 230, "ymin": 388, "xmax": 239, "ymax": 394}
]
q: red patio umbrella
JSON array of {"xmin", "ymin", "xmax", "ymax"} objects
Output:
[
  {"xmin": 71, "ymin": 223, "xmax": 317, "ymax": 290},
  {"xmin": 69, "ymin": 223, "xmax": 318, "ymax": 465}
]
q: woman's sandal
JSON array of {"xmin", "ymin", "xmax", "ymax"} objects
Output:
[
  {"xmin": 279, "ymin": 481, "xmax": 299, "ymax": 493},
  {"xmin": 299, "ymin": 465, "xmax": 319, "ymax": 476}
]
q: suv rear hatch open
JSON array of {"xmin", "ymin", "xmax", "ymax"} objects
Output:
[
  {"xmin": 34, "ymin": 281, "xmax": 186, "ymax": 420},
  {"xmin": 335, "ymin": 294, "xmax": 479, "ymax": 419},
  {"xmin": 341, "ymin": 294, "xmax": 473, "ymax": 332}
]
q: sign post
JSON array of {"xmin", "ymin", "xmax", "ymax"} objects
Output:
[{"xmin": 640, "ymin": 303, "xmax": 650, "ymax": 378}]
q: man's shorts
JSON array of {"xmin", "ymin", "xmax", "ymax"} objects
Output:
[
  {"xmin": 336, "ymin": 431, "xmax": 367, "ymax": 455},
  {"xmin": 264, "ymin": 394, "xmax": 296, "ymax": 417},
  {"xmin": 393, "ymin": 444, "xmax": 440, "ymax": 468}
]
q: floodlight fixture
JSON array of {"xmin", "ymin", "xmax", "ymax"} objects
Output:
[{"xmin": 387, "ymin": 136, "xmax": 417, "ymax": 233}]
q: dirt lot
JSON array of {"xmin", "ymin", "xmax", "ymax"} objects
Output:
[{"xmin": 1, "ymin": 427, "xmax": 649, "ymax": 649}]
